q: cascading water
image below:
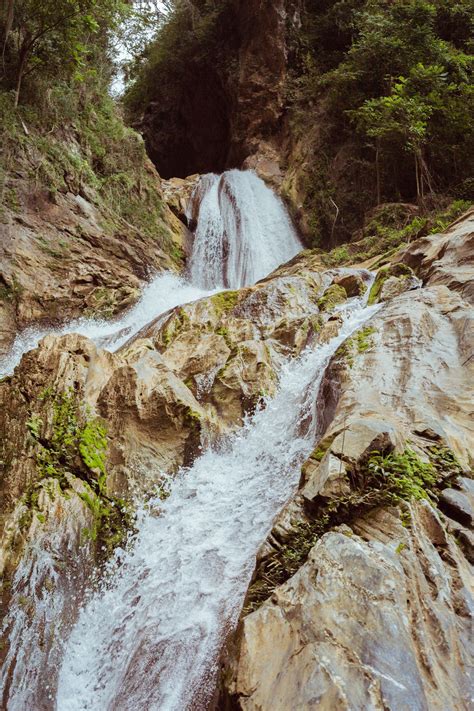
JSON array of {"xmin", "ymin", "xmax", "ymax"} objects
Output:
[
  {"xmin": 188, "ymin": 170, "xmax": 302, "ymax": 289},
  {"xmin": 0, "ymin": 168, "xmax": 378, "ymax": 711},
  {"xmin": 52, "ymin": 294, "xmax": 377, "ymax": 711},
  {"xmin": 0, "ymin": 169, "xmax": 301, "ymax": 378}
]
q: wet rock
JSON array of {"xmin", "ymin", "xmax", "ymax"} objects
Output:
[
  {"xmin": 224, "ymin": 503, "xmax": 473, "ymax": 711},
  {"xmin": 317, "ymin": 284, "xmax": 347, "ymax": 312},
  {"xmin": 333, "ymin": 271, "xmax": 366, "ymax": 297},
  {"xmin": 439, "ymin": 488, "xmax": 473, "ymax": 528},
  {"xmin": 368, "ymin": 262, "xmax": 419, "ymax": 304},
  {"xmin": 221, "ymin": 233, "xmax": 474, "ymax": 708}
]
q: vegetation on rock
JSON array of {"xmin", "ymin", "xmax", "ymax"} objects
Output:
[
  {"xmin": 24, "ymin": 388, "xmax": 130, "ymax": 555},
  {"xmin": 243, "ymin": 443, "xmax": 465, "ymax": 614},
  {"xmin": 290, "ymin": 0, "xmax": 474, "ymax": 244}
]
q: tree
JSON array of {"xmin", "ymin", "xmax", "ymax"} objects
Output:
[{"xmin": 1, "ymin": 0, "xmax": 127, "ymax": 106}]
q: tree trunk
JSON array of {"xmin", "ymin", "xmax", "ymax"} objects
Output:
[
  {"xmin": 14, "ymin": 44, "xmax": 28, "ymax": 107},
  {"xmin": 414, "ymin": 153, "xmax": 420, "ymax": 200}
]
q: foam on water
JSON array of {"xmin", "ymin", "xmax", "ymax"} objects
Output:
[
  {"xmin": 0, "ymin": 170, "xmax": 301, "ymax": 378},
  {"xmin": 54, "ymin": 296, "xmax": 379, "ymax": 711}
]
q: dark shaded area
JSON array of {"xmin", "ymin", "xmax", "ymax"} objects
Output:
[{"xmin": 138, "ymin": 66, "xmax": 234, "ymax": 179}]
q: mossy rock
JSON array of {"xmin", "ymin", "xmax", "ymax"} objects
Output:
[
  {"xmin": 211, "ymin": 290, "xmax": 239, "ymax": 316},
  {"xmin": 317, "ymin": 284, "xmax": 347, "ymax": 312},
  {"xmin": 368, "ymin": 263, "xmax": 416, "ymax": 305},
  {"xmin": 334, "ymin": 273, "xmax": 366, "ymax": 297}
]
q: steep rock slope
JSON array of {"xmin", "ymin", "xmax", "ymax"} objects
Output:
[
  {"xmin": 0, "ymin": 101, "xmax": 187, "ymax": 358},
  {"xmin": 220, "ymin": 216, "xmax": 474, "ymax": 709},
  {"xmin": 0, "ymin": 211, "xmax": 472, "ymax": 707}
]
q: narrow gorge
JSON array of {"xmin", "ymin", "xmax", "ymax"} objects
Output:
[{"xmin": 0, "ymin": 1, "xmax": 473, "ymax": 710}]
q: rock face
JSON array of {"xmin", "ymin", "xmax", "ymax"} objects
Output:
[
  {"xmin": 395, "ymin": 207, "xmax": 474, "ymax": 304},
  {"xmin": 220, "ymin": 219, "xmax": 474, "ymax": 709},
  {"xmin": 0, "ymin": 212, "xmax": 473, "ymax": 706},
  {"xmin": 223, "ymin": 502, "xmax": 472, "ymax": 711},
  {"xmin": 0, "ymin": 148, "xmax": 185, "ymax": 357},
  {"xmin": 135, "ymin": 0, "xmax": 300, "ymax": 179}
]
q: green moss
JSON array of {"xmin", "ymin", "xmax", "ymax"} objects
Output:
[
  {"xmin": 211, "ymin": 291, "xmax": 239, "ymax": 316},
  {"xmin": 395, "ymin": 542, "xmax": 407, "ymax": 554},
  {"xmin": 321, "ymin": 245, "xmax": 350, "ymax": 266},
  {"xmin": 162, "ymin": 308, "xmax": 189, "ymax": 347},
  {"xmin": 305, "ymin": 435, "xmax": 336, "ymax": 465},
  {"xmin": 355, "ymin": 326, "xmax": 376, "ymax": 353},
  {"xmin": 185, "ymin": 407, "xmax": 202, "ymax": 426},
  {"xmin": 84, "ymin": 287, "xmax": 118, "ymax": 319},
  {"xmin": 368, "ymin": 263, "xmax": 413, "ymax": 305},
  {"xmin": 244, "ymin": 444, "xmax": 463, "ymax": 614},
  {"xmin": 0, "ymin": 84, "xmax": 175, "ymax": 256},
  {"xmin": 317, "ymin": 284, "xmax": 347, "ymax": 312},
  {"xmin": 79, "ymin": 419, "xmax": 108, "ymax": 493},
  {"xmin": 23, "ymin": 388, "xmax": 131, "ymax": 556}
]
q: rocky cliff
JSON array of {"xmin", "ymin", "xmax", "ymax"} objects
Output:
[
  {"xmin": 126, "ymin": 0, "xmax": 473, "ymax": 248},
  {"xmin": 219, "ymin": 213, "xmax": 474, "ymax": 710},
  {"xmin": 0, "ymin": 96, "xmax": 189, "ymax": 358},
  {"xmin": 0, "ymin": 198, "xmax": 472, "ymax": 707}
]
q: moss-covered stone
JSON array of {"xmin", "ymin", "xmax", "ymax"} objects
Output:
[
  {"xmin": 368, "ymin": 263, "xmax": 414, "ymax": 305},
  {"xmin": 317, "ymin": 284, "xmax": 347, "ymax": 312},
  {"xmin": 211, "ymin": 290, "xmax": 240, "ymax": 316},
  {"xmin": 24, "ymin": 388, "xmax": 130, "ymax": 556}
]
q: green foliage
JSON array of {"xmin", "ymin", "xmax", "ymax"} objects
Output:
[
  {"xmin": 366, "ymin": 448, "xmax": 437, "ymax": 501},
  {"xmin": 244, "ymin": 443, "xmax": 463, "ymax": 612},
  {"xmin": 0, "ymin": 83, "xmax": 174, "ymax": 254},
  {"xmin": 23, "ymin": 388, "xmax": 131, "ymax": 554},
  {"xmin": 1, "ymin": 0, "xmax": 128, "ymax": 105},
  {"xmin": 79, "ymin": 419, "xmax": 108, "ymax": 481},
  {"xmin": 124, "ymin": 0, "xmax": 234, "ymax": 118},
  {"xmin": 290, "ymin": 0, "xmax": 474, "ymax": 242},
  {"xmin": 321, "ymin": 199, "xmax": 470, "ymax": 266},
  {"xmin": 26, "ymin": 414, "xmax": 43, "ymax": 440}
]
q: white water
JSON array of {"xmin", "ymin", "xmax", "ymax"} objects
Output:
[
  {"xmin": 189, "ymin": 170, "xmax": 302, "ymax": 289},
  {"xmin": 0, "ymin": 169, "xmax": 371, "ymax": 711},
  {"xmin": 54, "ymin": 295, "xmax": 379, "ymax": 711},
  {"xmin": 0, "ymin": 170, "xmax": 301, "ymax": 378},
  {"xmin": 0, "ymin": 273, "xmax": 211, "ymax": 377}
]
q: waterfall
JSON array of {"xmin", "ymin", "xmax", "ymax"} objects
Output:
[
  {"xmin": 0, "ymin": 170, "xmax": 301, "ymax": 378},
  {"xmin": 0, "ymin": 170, "xmax": 375, "ymax": 711},
  {"xmin": 188, "ymin": 170, "xmax": 302, "ymax": 289},
  {"xmin": 52, "ymin": 295, "xmax": 378, "ymax": 711}
]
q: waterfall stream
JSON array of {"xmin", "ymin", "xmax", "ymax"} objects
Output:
[
  {"xmin": 1, "ymin": 169, "xmax": 378, "ymax": 710},
  {"xmin": 188, "ymin": 170, "xmax": 302, "ymax": 289},
  {"xmin": 0, "ymin": 170, "xmax": 301, "ymax": 377},
  {"xmin": 55, "ymin": 296, "xmax": 379, "ymax": 711}
]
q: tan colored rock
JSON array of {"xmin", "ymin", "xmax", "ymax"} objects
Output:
[
  {"xmin": 0, "ymin": 168, "xmax": 181, "ymax": 356},
  {"xmin": 333, "ymin": 271, "xmax": 367, "ymax": 297},
  {"xmin": 224, "ymin": 503, "xmax": 473, "ymax": 711},
  {"xmin": 222, "ymin": 232, "xmax": 474, "ymax": 708},
  {"xmin": 301, "ymin": 451, "xmax": 349, "ymax": 503},
  {"xmin": 395, "ymin": 207, "xmax": 474, "ymax": 303}
]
